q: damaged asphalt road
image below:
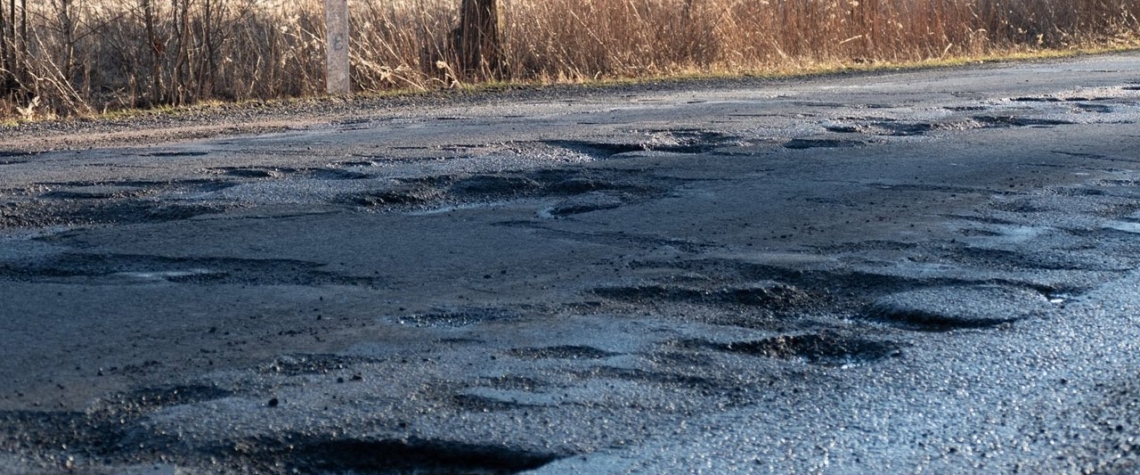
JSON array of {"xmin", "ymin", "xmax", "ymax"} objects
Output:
[{"xmin": 3, "ymin": 53, "xmax": 1140, "ymax": 474}]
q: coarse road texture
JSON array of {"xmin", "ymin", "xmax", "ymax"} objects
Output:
[{"xmin": 3, "ymin": 53, "xmax": 1140, "ymax": 474}]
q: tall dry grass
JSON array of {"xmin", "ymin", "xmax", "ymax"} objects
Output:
[{"xmin": 2, "ymin": 0, "xmax": 1138, "ymax": 119}]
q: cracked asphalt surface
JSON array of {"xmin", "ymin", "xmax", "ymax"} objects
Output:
[{"xmin": 3, "ymin": 53, "xmax": 1140, "ymax": 474}]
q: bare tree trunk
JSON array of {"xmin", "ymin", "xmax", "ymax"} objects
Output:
[
  {"xmin": 5, "ymin": 0, "xmax": 27, "ymax": 94},
  {"xmin": 456, "ymin": 0, "xmax": 500, "ymax": 80},
  {"xmin": 17, "ymin": 0, "xmax": 23, "ymax": 54},
  {"xmin": 57, "ymin": 0, "xmax": 76, "ymax": 82},
  {"xmin": 172, "ymin": 0, "xmax": 191, "ymax": 105},
  {"xmin": 2, "ymin": 0, "xmax": 16, "ymax": 94},
  {"xmin": 198, "ymin": 0, "xmax": 216, "ymax": 99},
  {"xmin": 0, "ymin": 0, "xmax": 8, "ymax": 94},
  {"xmin": 18, "ymin": 0, "xmax": 25, "ymax": 87},
  {"xmin": 142, "ymin": 0, "xmax": 164, "ymax": 105}
]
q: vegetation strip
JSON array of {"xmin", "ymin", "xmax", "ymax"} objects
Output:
[{"xmin": 0, "ymin": 0, "xmax": 1138, "ymax": 119}]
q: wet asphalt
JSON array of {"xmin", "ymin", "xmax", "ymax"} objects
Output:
[{"xmin": 2, "ymin": 52, "xmax": 1140, "ymax": 474}]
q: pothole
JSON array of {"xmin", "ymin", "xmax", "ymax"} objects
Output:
[
  {"xmin": 1074, "ymin": 103, "xmax": 1115, "ymax": 113},
  {"xmin": 571, "ymin": 366, "xmax": 719, "ymax": 389},
  {"xmin": 393, "ymin": 307, "xmax": 520, "ymax": 327},
  {"xmin": 258, "ymin": 354, "xmax": 378, "ymax": 376},
  {"xmin": 41, "ymin": 185, "xmax": 148, "ymax": 200},
  {"xmin": 139, "ymin": 151, "xmax": 210, "ymax": 157},
  {"xmin": 824, "ymin": 124, "xmax": 862, "ymax": 133},
  {"xmin": 450, "ymin": 175, "xmax": 542, "ymax": 196},
  {"xmin": 544, "ymin": 140, "xmax": 646, "ymax": 158},
  {"xmin": 207, "ymin": 167, "xmax": 287, "ymax": 179},
  {"xmin": 337, "ymin": 168, "xmax": 663, "ymax": 212},
  {"xmin": 543, "ymin": 192, "xmax": 624, "ymax": 217},
  {"xmin": 306, "ymin": 168, "xmax": 373, "ymax": 180},
  {"xmin": 783, "ymin": 138, "xmax": 865, "ymax": 149},
  {"xmin": 0, "ymin": 199, "xmax": 232, "ymax": 230},
  {"xmin": 257, "ymin": 437, "xmax": 565, "ymax": 475},
  {"xmin": 98, "ymin": 384, "xmax": 235, "ymax": 414},
  {"xmin": 972, "ymin": 116, "xmax": 1075, "ymax": 127},
  {"xmin": 544, "ymin": 131, "xmax": 738, "ymax": 159},
  {"xmin": 867, "ymin": 285, "xmax": 1051, "ymax": 331},
  {"xmin": 1011, "ymin": 97, "xmax": 1063, "ymax": 103},
  {"xmin": 873, "ymin": 121, "xmax": 937, "ymax": 136},
  {"xmin": 680, "ymin": 333, "xmax": 903, "ymax": 366},
  {"xmin": 505, "ymin": 345, "xmax": 620, "ymax": 360},
  {"xmin": 0, "ymin": 252, "xmax": 382, "ymax": 286},
  {"xmin": 591, "ymin": 281, "xmax": 810, "ymax": 310},
  {"xmin": 339, "ymin": 187, "xmax": 443, "ymax": 207}
]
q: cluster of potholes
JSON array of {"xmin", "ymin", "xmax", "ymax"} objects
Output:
[
  {"xmin": 335, "ymin": 166, "xmax": 665, "ymax": 218},
  {"xmin": 5, "ymin": 85, "xmax": 1139, "ymax": 231},
  {"xmin": 0, "ymin": 263, "xmax": 1070, "ymax": 474},
  {"xmin": 5, "ymin": 88, "xmax": 1140, "ymax": 473},
  {"xmin": 0, "ymin": 134, "xmax": 713, "ymax": 232},
  {"xmin": 586, "ymin": 267, "xmax": 1059, "ymax": 365},
  {"xmin": 822, "ymin": 87, "xmax": 1140, "ymax": 138}
]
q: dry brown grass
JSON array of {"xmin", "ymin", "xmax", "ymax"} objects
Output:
[{"xmin": 2, "ymin": 0, "xmax": 1138, "ymax": 119}]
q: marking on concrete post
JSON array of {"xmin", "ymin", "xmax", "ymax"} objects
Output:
[{"xmin": 326, "ymin": 0, "xmax": 350, "ymax": 96}]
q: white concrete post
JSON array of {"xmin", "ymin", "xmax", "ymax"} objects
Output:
[{"xmin": 325, "ymin": 0, "xmax": 350, "ymax": 95}]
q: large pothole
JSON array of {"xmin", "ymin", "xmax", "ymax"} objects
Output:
[
  {"xmin": 868, "ymin": 285, "xmax": 1052, "ymax": 331},
  {"xmin": 234, "ymin": 437, "xmax": 565, "ymax": 475}
]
